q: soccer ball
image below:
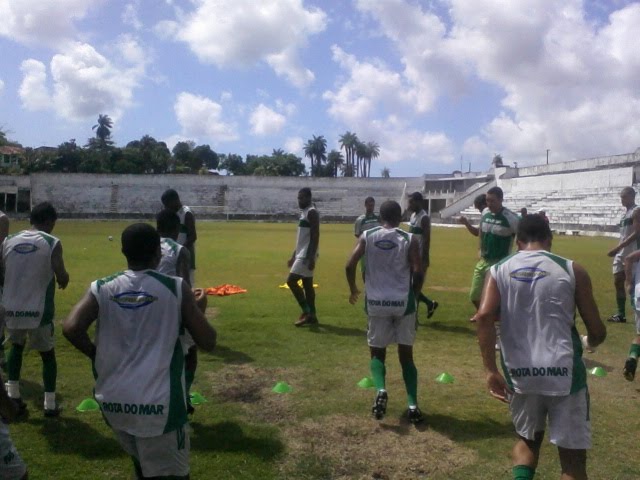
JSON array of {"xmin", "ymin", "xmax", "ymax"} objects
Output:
[{"xmin": 108, "ymin": 235, "xmax": 113, "ymax": 241}]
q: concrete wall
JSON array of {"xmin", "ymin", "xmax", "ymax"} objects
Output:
[
  {"xmin": 499, "ymin": 167, "xmax": 633, "ymax": 193},
  {"xmin": 517, "ymin": 149, "xmax": 639, "ymax": 177},
  {"xmin": 29, "ymin": 173, "xmax": 424, "ymax": 219}
]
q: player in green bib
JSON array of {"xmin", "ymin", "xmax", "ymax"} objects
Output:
[
  {"xmin": 354, "ymin": 197, "xmax": 380, "ymax": 282},
  {"xmin": 162, "ymin": 189, "xmax": 197, "ymax": 286}
]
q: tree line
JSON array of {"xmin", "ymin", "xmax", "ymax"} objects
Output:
[{"xmin": 1, "ymin": 115, "xmax": 387, "ymax": 177}]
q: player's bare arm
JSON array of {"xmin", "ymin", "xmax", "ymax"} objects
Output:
[
  {"xmin": 51, "ymin": 242, "xmax": 69, "ymax": 289},
  {"xmin": 475, "ymin": 275, "xmax": 512, "ymax": 403},
  {"xmin": 608, "ymin": 208, "xmax": 640, "ymax": 256},
  {"xmin": 307, "ymin": 209, "xmax": 320, "ymax": 271},
  {"xmin": 459, "ymin": 216, "xmax": 479, "ymax": 237},
  {"xmin": 63, "ymin": 289, "xmax": 99, "ymax": 360},
  {"xmin": 624, "ymin": 250, "xmax": 640, "ymax": 292},
  {"xmin": 409, "ymin": 236, "xmax": 424, "ymax": 295},
  {"xmin": 420, "ymin": 214, "xmax": 431, "ymax": 270},
  {"xmin": 345, "ymin": 236, "xmax": 365, "ymax": 304},
  {"xmin": 178, "ymin": 248, "xmax": 191, "ymax": 287},
  {"xmin": 574, "ymin": 263, "xmax": 606, "ymax": 348},
  {"xmin": 184, "ymin": 211, "xmax": 197, "ymax": 249},
  {"xmin": 182, "ymin": 281, "xmax": 216, "ymax": 352}
]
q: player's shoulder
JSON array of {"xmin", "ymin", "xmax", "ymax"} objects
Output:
[{"xmin": 93, "ymin": 271, "xmax": 127, "ymax": 292}]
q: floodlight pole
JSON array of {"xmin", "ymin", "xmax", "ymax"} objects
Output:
[{"xmin": 546, "ymin": 149, "xmax": 550, "ymax": 165}]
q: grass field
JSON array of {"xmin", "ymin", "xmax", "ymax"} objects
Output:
[{"xmin": 7, "ymin": 219, "xmax": 640, "ymax": 479}]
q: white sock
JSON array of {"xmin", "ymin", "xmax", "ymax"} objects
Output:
[
  {"xmin": 44, "ymin": 391, "xmax": 56, "ymax": 410},
  {"xmin": 6, "ymin": 381, "xmax": 20, "ymax": 399}
]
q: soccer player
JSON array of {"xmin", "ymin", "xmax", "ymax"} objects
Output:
[
  {"xmin": 621, "ymin": 242, "xmax": 640, "ymax": 381},
  {"xmin": 2, "ymin": 201, "xmax": 69, "ymax": 416},
  {"xmin": 469, "ymin": 186, "xmax": 519, "ymax": 312},
  {"xmin": 161, "ymin": 189, "xmax": 197, "ymax": 285},
  {"xmin": 458, "ymin": 194, "xmax": 488, "ymax": 237},
  {"xmin": 354, "ymin": 197, "xmax": 380, "ymax": 238},
  {"xmin": 63, "ymin": 223, "xmax": 217, "ymax": 480},
  {"xmin": 606, "ymin": 186, "xmax": 640, "ymax": 323},
  {"xmin": 407, "ymin": 192, "xmax": 438, "ymax": 319},
  {"xmin": 156, "ymin": 209, "xmax": 198, "ymax": 414},
  {"xmin": 287, "ymin": 188, "xmax": 320, "ymax": 327},
  {"xmin": 0, "ymin": 208, "xmax": 9, "ymax": 369},
  {"xmin": 346, "ymin": 200, "xmax": 424, "ymax": 423},
  {"xmin": 476, "ymin": 214, "xmax": 606, "ymax": 480}
]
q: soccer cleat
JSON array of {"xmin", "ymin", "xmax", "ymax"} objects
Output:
[
  {"xmin": 295, "ymin": 314, "xmax": 318, "ymax": 327},
  {"xmin": 623, "ymin": 357, "xmax": 637, "ymax": 381},
  {"xmin": 186, "ymin": 398, "xmax": 195, "ymax": 415},
  {"xmin": 371, "ymin": 390, "xmax": 388, "ymax": 420},
  {"xmin": 426, "ymin": 301, "xmax": 439, "ymax": 319},
  {"xmin": 11, "ymin": 398, "xmax": 27, "ymax": 418},
  {"xmin": 407, "ymin": 406, "xmax": 424, "ymax": 424},
  {"xmin": 44, "ymin": 406, "xmax": 62, "ymax": 418},
  {"xmin": 607, "ymin": 314, "xmax": 627, "ymax": 323}
]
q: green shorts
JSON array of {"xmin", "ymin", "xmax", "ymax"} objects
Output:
[{"xmin": 470, "ymin": 258, "xmax": 497, "ymax": 303}]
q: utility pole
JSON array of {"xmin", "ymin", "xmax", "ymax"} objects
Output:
[{"xmin": 546, "ymin": 149, "xmax": 550, "ymax": 165}]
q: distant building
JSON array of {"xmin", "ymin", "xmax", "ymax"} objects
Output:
[{"xmin": 0, "ymin": 146, "xmax": 24, "ymax": 167}]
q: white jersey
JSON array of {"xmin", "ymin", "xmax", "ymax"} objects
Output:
[
  {"xmin": 2, "ymin": 230, "xmax": 59, "ymax": 329},
  {"xmin": 491, "ymin": 250, "xmax": 586, "ymax": 396},
  {"xmin": 617, "ymin": 204, "xmax": 640, "ymax": 258},
  {"xmin": 409, "ymin": 210, "xmax": 428, "ymax": 250},
  {"xmin": 176, "ymin": 206, "xmax": 192, "ymax": 246},
  {"xmin": 90, "ymin": 269, "xmax": 186, "ymax": 437},
  {"xmin": 294, "ymin": 206, "xmax": 318, "ymax": 260},
  {"xmin": 158, "ymin": 237, "xmax": 184, "ymax": 277},
  {"xmin": 354, "ymin": 213, "xmax": 380, "ymax": 237},
  {"xmin": 364, "ymin": 226, "xmax": 416, "ymax": 316}
]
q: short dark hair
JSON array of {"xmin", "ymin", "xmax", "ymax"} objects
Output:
[
  {"xmin": 621, "ymin": 186, "xmax": 636, "ymax": 197},
  {"xmin": 156, "ymin": 209, "xmax": 180, "ymax": 235},
  {"xmin": 486, "ymin": 186, "xmax": 504, "ymax": 200},
  {"xmin": 474, "ymin": 194, "xmax": 487, "ymax": 209},
  {"xmin": 121, "ymin": 223, "xmax": 160, "ymax": 264},
  {"xmin": 30, "ymin": 202, "xmax": 57, "ymax": 225},
  {"xmin": 365, "ymin": 196, "xmax": 375, "ymax": 204},
  {"xmin": 161, "ymin": 189, "xmax": 180, "ymax": 205},
  {"xmin": 379, "ymin": 200, "xmax": 401, "ymax": 223},
  {"xmin": 409, "ymin": 192, "xmax": 423, "ymax": 202},
  {"xmin": 299, "ymin": 187, "xmax": 312, "ymax": 197},
  {"xmin": 517, "ymin": 215, "xmax": 552, "ymax": 244}
]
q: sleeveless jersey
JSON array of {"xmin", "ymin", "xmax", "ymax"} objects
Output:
[
  {"xmin": 176, "ymin": 206, "xmax": 195, "ymax": 269},
  {"xmin": 617, "ymin": 204, "xmax": 640, "ymax": 257},
  {"xmin": 364, "ymin": 226, "xmax": 416, "ymax": 316},
  {"xmin": 2, "ymin": 230, "xmax": 59, "ymax": 329},
  {"xmin": 158, "ymin": 237, "xmax": 184, "ymax": 277},
  {"xmin": 491, "ymin": 250, "xmax": 586, "ymax": 396},
  {"xmin": 354, "ymin": 213, "xmax": 380, "ymax": 237},
  {"xmin": 409, "ymin": 210, "xmax": 428, "ymax": 250},
  {"xmin": 480, "ymin": 207, "xmax": 519, "ymax": 261},
  {"xmin": 90, "ymin": 269, "xmax": 186, "ymax": 437},
  {"xmin": 295, "ymin": 206, "xmax": 318, "ymax": 259}
]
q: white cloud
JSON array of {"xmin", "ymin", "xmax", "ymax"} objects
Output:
[
  {"xmin": 115, "ymin": 34, "xmax": 148, "ymax": 66},
  {"xmin": 249, "ymin": 104, "xmax": 286, "ymax": 137},
  {"xmin": 122, "ymin": 3, "xmax": 143, "ymax": 30},
  {"xmin": 174, "ymin": 92, "xmax": 238, "ymax": 143},
  {"xmin": 0, "ymin": 78, "xmax": 4, "ymax": 96},
  {"xmin": 0, "ymin": 0, "xmax": 95, "ymax": 47},
  {"xmin": 284, "ymin": 136, "xmax": 304, "ymax": 155},
  {"xmin": 18, "ymin": 42, "xmax": 146, "ymax": 121},
  {"xmin": 159, "ymin": 0, "xmax": 326, "ymax": 87},
  {"xmin": 220, "ymin": 91, "xmax": 233, "ymax": 102}
]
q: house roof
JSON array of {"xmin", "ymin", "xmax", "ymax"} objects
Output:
[{"xmin": 0, "ymin": 146, "xmax": 24, "ymax": 155}]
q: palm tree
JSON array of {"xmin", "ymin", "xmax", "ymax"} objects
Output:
[
  {"xmin": 303, "ymin": 140, "xmax": 315, "ymax": 174},
  {"xmin": 365, "ymin": 141, "xmax": 380, "ymax": 178},
  {"xmin": 326, "ymin": 150, "xmax": 344, "ymax": 177},
  {"xmin": 381, "ymin": 167, "xmax": 390, "ymax": 178},
  {"xmin": 339, "ymin": 131, "xmax": 358, "ymax": 177},
  {"xmin": 92, "ymin": 114, "xmax": 113, "ymax": 148},
  {"xmin": 304, "ymin": 135, "xmax": 327, "ymax": 176},
  {"xmin": 355, "ymin": 140, "xmax": 368, "ymax": 177}
]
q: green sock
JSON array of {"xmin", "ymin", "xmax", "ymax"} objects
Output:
[
  {"xmin": 512, "ymin": 465, "xmax": 535, "ymax": 480},
  {"xmin": 370, "ymin": 357, "xmax": 386, "ymax": 391},
  {"xmin": 617, "ymin": 296, "xmax": 626, "ymax": 317},
  {"xmin": 309, "ymin": 305, "xmax": 316, "ymax": 314},
  {"xmin": 401, "ymin": 362, "xmax": 418, "ymax": 406},
  {"xmin": 299, "ymin": 301, "xmax": 310, "ymax": 314},
  {"xmin": 7, "ymin": 344, "xmax": 24, "ymax": 382},
  {"xmin": 629, "ymin": 344, "xmax": 640, "ymax": 359},
  {"xmin": 42, "ymin": 354, "xmax": 57, "ymax": 392},
  {"xmin": 185, "ymin": 369, "xmax": 195, "ymax": 394}
]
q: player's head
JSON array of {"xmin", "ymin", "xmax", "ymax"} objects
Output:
[
  {"xmin": 161, "ymin": 189, "xmax": 181, "ymax": 212},
  {"xmin": 379, "ymin": 200, "xmax": 402, "ymax": 227},
  {"xmin": 364, "ymin": 196, "xmax": 375, "ymax": 214},
  {"xmin": 30, "ymin": 202, "xmax": 58, "ymax": 233},
  {"xmin": 121, "ymin": 223, "xmax": 161, "ymax": 269},
  {"xmin": 156, "ymin": 209, "xmax": 180, "ymax": 240},
  {"xmin": 516, "ymin": 214, "xmax": 552, "ymax": 250},
  {"xmin": 474, "ymin": 194, "xmax": 487, "ymax": 212},
  {"xmin": 620, "ymin": 186, "xmax": 636, "ymax": 208},
  {"xmin": 486, "ymin": 186, "xmax": 504, "ymax": 213},
  {"xmin": 520, "ymin": 207, "xmax": 528, "ymax": 216},
  {"xmin": 298, "ymin": 187, "xmax": 312, "ymax": 209},
  {"xmin": 408, "ymin": 192, "xmax": 423, "ymax": 212}
]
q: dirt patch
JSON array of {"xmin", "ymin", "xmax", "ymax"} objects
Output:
[
  {"xmin": 428, "ymin": 285, "xmax": 469, "ymax": 293},
  {"xmin": 281, "ymin": 415, "xmax": 477, "ymax": 479}
]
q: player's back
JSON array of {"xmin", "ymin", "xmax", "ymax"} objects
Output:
[{"xmin": 158, "ymin": 237, "xmax": 182, "ymax": 276}]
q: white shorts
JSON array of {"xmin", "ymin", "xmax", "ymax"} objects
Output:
[
  {"xmin": 290, "ymin": 257, "xmax": 316, "ymax": 278},
  {"xmin": 510, "ymin": 387, "xmax": 591, "ymax": 450},
  {"xmin": 613, "ymin": 253, "xmax": 625, "ymax": 274},
  {"xmin": 7, "ymin": 324, "xmax": 55, "ymax": 352},
  {"xmin": 181, "ymin": 330, "xmax": 196, "ymax": 353},
  {"xmin": 115, "ymin": 425, "xmax": 190, "ymax": 478},
  {"xmin": 367, "ymin": 313, "xmax": 417, "ymax": 348},
  {"xmin": 0, "ymin": 422, "xmax": 27, "ymax": 480},
  {"xmin": 189, "ymin": 269, "xmax": 195, "ymax": 287}
]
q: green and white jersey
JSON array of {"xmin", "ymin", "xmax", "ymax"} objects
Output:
[
  {"xmin": 480, "ymin": 207, "xmax": 519, "ymax": 261},
  {"xmin": 158, "ymin": 237, "xmax": 183, "ymax": 277},
  {"xmin": 364, "ymin": 226, "xmax": 416, "ymax": 316},
  {"xmin": 491, "ymin": 250, "xmax": 586, "ymax": 396},
  {"xmin": 409, "ymin": 210, "xmax": 428, "ymax": 249},
  {"xmin": 176, "ymin": 205, "xmax": 195, "ymax": 269},
  {"xmin": 354, "ymin": 213, "xmax": 380, "ymax": 237},
  {"xmin": 617, "ymin": 204, "xmax": 640, "ymax": 257},
  {"xmin": 91, "ymin": 269, "xmax": 187, "ymax": 437},
  {"xmin": 2, "ymin": 230, "xmax": 59, "ymax": 329},
  {"xmin": 295, "ymin": 206, "xmax": 318, "ymax": 260}
]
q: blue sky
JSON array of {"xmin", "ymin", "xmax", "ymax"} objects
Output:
[{"xmin": 1, "ymin": 0, "xmax": 639, "ymax": 176}]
